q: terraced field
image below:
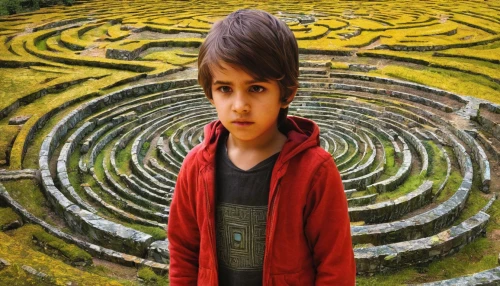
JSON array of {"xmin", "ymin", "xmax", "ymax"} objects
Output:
[{"xmin": 0, "ymin": 0, "xmax": 499, "ymax": 284}]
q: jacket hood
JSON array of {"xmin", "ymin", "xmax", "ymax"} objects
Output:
[{"xmin": 199, "ymin": 116, "xmax": 321, "ymax": 166}]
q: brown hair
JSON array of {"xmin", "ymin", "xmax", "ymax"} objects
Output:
[{"xmin": 197, "ymin": 9, "xmax": 299, "ymax": 124}]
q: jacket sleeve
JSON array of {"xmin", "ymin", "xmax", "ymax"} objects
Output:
[
  {"xmin": 304, "ymin": 156, "xmax": 356, "ymax": 285},
  {"xmin": 168, "ymin": 159, "xmax": 200, "ymax": 285}
]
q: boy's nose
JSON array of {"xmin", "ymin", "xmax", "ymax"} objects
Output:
[{"xmin": 232, "ymin": 92, "xmax": 250, "ymax": 113}]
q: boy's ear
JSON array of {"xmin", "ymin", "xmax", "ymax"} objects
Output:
[{"xmin": 281, "ymin": 87, "xmax": 298, "ymax": 108}]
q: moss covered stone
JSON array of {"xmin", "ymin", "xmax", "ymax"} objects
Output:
[
  {"xmin": 0, "ymin": 231, "xmax": 122, "ymax": 285},
  {"xmin": 8, "ymin": 224, "xmax": 92, "ymax": 266},
  {"xmin": 0, "ymin": 207, "xmax": 22, "ymax": 230}
]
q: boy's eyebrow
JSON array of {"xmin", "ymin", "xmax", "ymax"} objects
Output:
[{"xmin": 212, "ymin": 79, "xmax": 270, "ymax": 85}]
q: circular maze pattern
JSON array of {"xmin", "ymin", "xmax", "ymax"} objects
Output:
[{"xmin": 0, "ymin": 0, "xmax": 499, "ymax": 284}]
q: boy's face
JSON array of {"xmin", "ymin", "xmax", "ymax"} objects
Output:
[{"xmin": 208, "ymin": 61, "xmax": 292, "ymax": 148}]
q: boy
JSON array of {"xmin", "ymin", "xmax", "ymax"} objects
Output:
[{"xmin": 168, "ymin": 9, "xmax": 355, "ymax": 285}]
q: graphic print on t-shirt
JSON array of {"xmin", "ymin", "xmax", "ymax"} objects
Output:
[{"xmin": 216, "ymin": 203, "xmax": 267, "ymax": 270}]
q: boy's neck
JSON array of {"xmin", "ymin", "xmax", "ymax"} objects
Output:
[
  {"xmin": 227, "ymin": 126, "xmax": 286, "ymax": 151},
  {"xmin": 226, "ymin": 127, "xmax": 287, "ymax": 171}
]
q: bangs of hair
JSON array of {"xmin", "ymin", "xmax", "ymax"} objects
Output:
[{"xmin": 198, "ymin": 9, "xmax": 299, "ymax": 102}]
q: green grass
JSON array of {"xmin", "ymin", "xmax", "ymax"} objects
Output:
[
  {"xmin": 142, "ymin": 48, "xmax": 199, "ymax": 65},
  {"xmin": 8, "ymin": 224, "xmax": 93, "ymax": 266},
  {"xmin": 385, "ymin": 145, "xmax": 395, "ymax": 169},
  {"xmin": 336, "ymin": 140, "xmax": 356, "ymax": 165},
  {"xmin": 140, "ymin": 141, "xmax": 150, "ymax": 158},
  {"xmin": 0, "ymin": 230, "xmax": 124, "ymax": 285},
  {"xmin": 424, "ymin": 140, "xmax": 448, "ymax": 194},
  {"xmin": 13, "ymin": 73, "xmax": 145, "ymax": 169},
  {"xmin": 429, "ymin": 56, "xmax": 500, "ymax": 81},
  {"xmin": 126, "ymin": 224, "xmax": 165, "ymax": 241},
  {"xmin": 82, "ymin": 171, "xmax": 126, "ymax": 208},
  {"xmin": 339, "ymin": 147, "xmax": 363, "ymax": 172},
  {"xmin": 116, "ymin": 141, "xmax": 132, "ymax": 175},
  {"xmin": 0, "ymin": 68, "xmax": 63, "ymax": 109},
  {"xmin": 376, "ymin": 173, "xmax": 425, "ymax": 201},
  {"xmin": 433, "ymin": 146, "xmax": 463, "ymax": 205},
  {"xmin": 330, "ymin": 61, "xmax": 349, "ymax": 70},
  {"xmin": 424, "ymin": 140, "xmax": 437, "ymax": 178},
  {"xmin": 21, "ymin": 109, "xmax": 73, "ymax": 169},
  {"xmin": 0, "ymin": 125, "xmax": 19, "ymax": 163},
  {"xmin": 84, "ymin": 139, "xmax": 166, "ymax": 240},
  {"xmin": 435, "ymin": 170, "xmax": 463, "ymax": 204},
  {"xmin": 68, "ymin": 147, "xmax": 82, "ymax": 186},
  {"xmin": 96, "ymin": 137, "xmax": 127, "ymax": 184},
  {"xmin": 80, "ymin": 23, "xmax": 112, "ymax": 42},
  {"xmin": 89, "ymin": 143, "xmax": 125, "ymax": 206},
  {"xmin": 486, "ymin": 197, "xmax": 500, "ymax": 234},
  {"xmin": 378, "ymin": 142, "xmax": 398, "ymax": 179},
  {"xmin": 2, "ymin": 180, "xmax": 55, "ymax": 224},
  {"xmin": 137, "ymin": 267, "xmax": 169, "ymax": 285},
  {"xmin": 437, "ymin": 47, "xmax": 500, "ymax": 63},
  {"xmin": 356, "ymin": 141, "xmax": 497, "ymax": 285},
  {"xmin": 35, "ymin": 38, "xmax": 47, "ymax": 51},
  {"xmin": 425, "ymin": 237, "xmax": 498, "ymax": 280},
  {"xmin": 94, "ymin": 151, "xmax": 107, "ymax": 181},
  {"xmin": 370, "ymin": 62, "xmax": 500, "ymax": 103},
  {"xmin": 357, "ymin": 236, "xmax": 499, "ymax": 284},
  {"xmin": 357, "ymin": 145, "xmax": 374, "ymax": 166},
  {"xmin": 368, "ymin": 139, "xmax": 451, "ymax": 203},
  {"xmin": 0, "ymin": 207, "xmax": 20, "ymax": 229}
]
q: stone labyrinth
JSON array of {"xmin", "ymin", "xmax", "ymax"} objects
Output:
[{"xmin": 0, "ymin": 0, "xmax": 500, "ymax": 284}]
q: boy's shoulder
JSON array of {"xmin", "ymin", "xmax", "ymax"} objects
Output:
[
  {"xmin": 292, "ymin": 144, "xmax": 335, "ymax": 170},
  {"xmin": 307, "ymin": 144, "xmax": 333, "ymax": 160},
  {"xmin": 182, "ymin": 143, "xmax": 204, "ymax": 167}
]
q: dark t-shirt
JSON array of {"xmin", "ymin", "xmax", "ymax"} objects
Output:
[{"xmin": 215, "ymin": 135, "xmax": 279, "ymax": 286}]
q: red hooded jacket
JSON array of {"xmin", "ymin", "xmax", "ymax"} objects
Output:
[{"xmin": 168, "ymin": 116, "xmax": 355, "ymax": 285}]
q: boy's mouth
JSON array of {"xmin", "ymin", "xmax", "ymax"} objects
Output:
[{"xmin": 232, "ymin": 120, "xmax": 254, "ymax": 126}]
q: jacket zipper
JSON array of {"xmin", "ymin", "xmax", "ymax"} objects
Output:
[
  {"xmin": 204, "ymin": 176, "xmax": 218, "ymax": 280},
  {"xmin": 264, "ymin": 179, "xmax": 281, "ymax": 285}
]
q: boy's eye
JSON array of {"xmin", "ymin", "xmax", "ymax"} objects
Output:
[
  {"xmin": 218, "ymin": 86, "xmax": 232, "ymax": 93},
  {"xmin": 249, "ymin": 85, "xmax": 265, "ymax": 93}
]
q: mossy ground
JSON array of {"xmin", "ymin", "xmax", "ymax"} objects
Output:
[
  {"xmin": 0, "ymin": 125, "xmax": 19, "ymax": 164},
  {"xmin": 116, "ymin": 142, "xmax": 133, "ymax": 175},
  {"xmin": 0, "ymin": 227, "xmax": 133, "ymax": 285},
  {"xmin": 21, "ymin": 96, "xmax": 95, "ymax": 169},
  {"xmin": 0, "ymin": 207, "xmax": 21, "ymax": 229},
  {"xmin": 137, "ymin": 267, "xmax": 170, "ymax": 285},
  {"xmin": 69, "ymin": 138, "xmax": 166, "ymax": 240},
  {"xmin": 2, "ymin": 180, "xmax": 55, "ymax": 224},
  {"xmin": 142, "ymin": 48, "xmax": 199, "ymax": 65},
  {"xmin": 379, "ymin": 142, "xmax": 399, "ymax": 178},
  {"xmin": 357, "ymin": 154, "xmax": 497, "ymax": 284},
  {"xmin": 374, "ymin": 140, "xmax": 448, "ymax": 201},
  {"xmin": 371, "ymin": 64, "xmax": 500, "ymax": 104},
  {"xmin": 7, "ymin": 224, "xmax": 92, "ymax": 265}
]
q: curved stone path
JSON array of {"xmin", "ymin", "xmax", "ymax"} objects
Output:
[{"xmin": 5, "ymin": 65, "xmax": 493, "ymax": 277}]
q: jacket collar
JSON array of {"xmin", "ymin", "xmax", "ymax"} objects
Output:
[{"xmin": 198, "ymin": 116, "xmax": 320, "ymax": 168}]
